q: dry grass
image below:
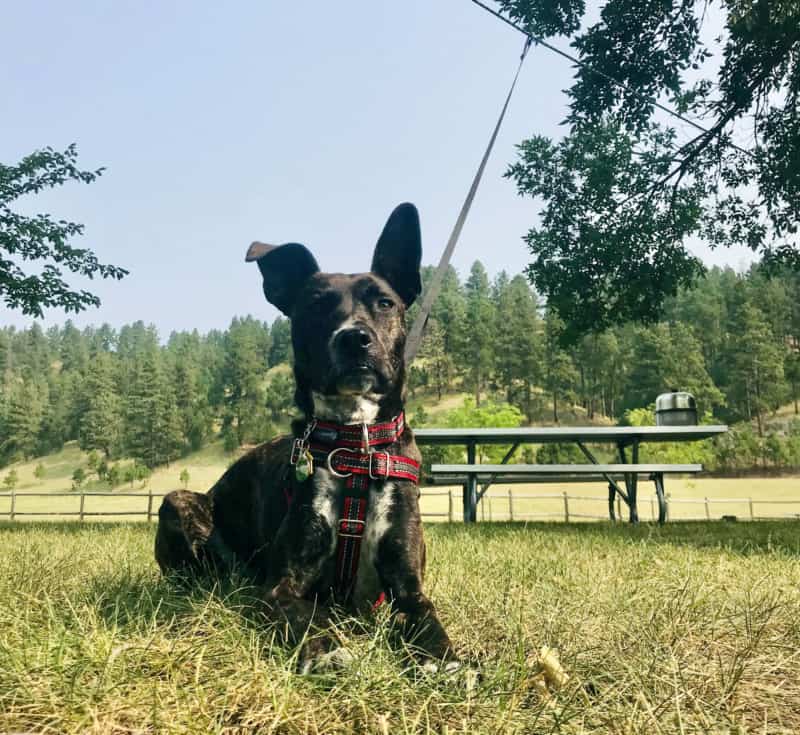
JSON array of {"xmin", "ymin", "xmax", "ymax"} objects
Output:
[{"xmin": 1, "ymin": 521, "xmax": 799, "ymax": 733}]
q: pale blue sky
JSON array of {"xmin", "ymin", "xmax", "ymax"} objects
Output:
[{"xmin": 2, "ymin": 1, "xmax": 754, "ymax": 335}]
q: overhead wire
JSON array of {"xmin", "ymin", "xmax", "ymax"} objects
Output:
[{"xmin": 468, "ymin": 0, "xmax": 754, "ymax": 158}]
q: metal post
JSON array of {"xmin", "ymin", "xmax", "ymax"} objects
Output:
[
  {"xmin": 79, "ymin": 491, "xmax": 85, "ymax": 522},
  {"xmin": 563, "ymin": 491, "xmax": 570, "ymax": 523},
  {"xmin": 10, "ymin": 487, "xmax": 16, "ymax": 522},
  {"xmin": 608, "ymin": 483, "xmax": 616, "ymax": 521},
  {"xmin": 465, "ymin": 442, "xmax": 477, "ymax": 523},
  {"xmin": 629, "ymin": 441, "xmax": 639, "ymax": 523},
  {"xmin": 448, "ymin": 490, "xmax": 453, "ymax": 523},
  {"xmin": 147, "ymin": 488, "xmax": 154, "ymax": 522},
  {"xmin": 748, "ymin": 497, "xmax": 754, "ymax": 521},
  {"xmin": 705, "ymin": 496, "xmax": 710, "ymax": 520},
  {"xmin": 508, "ymin": 489, "xmax": 514, "ymax": 521}
]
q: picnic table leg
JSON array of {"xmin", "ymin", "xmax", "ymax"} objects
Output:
[
  {"xmin": 608, "ymin": 483, "xmax": 616, "ymax": 521},
  {"xmin": 463, "ymin": 442, "xmax": 478, "ymax": 523},
  {"xmin": 462, "ymin": 477, "xmax": 478, "ymax": 523},
  {"xmin": 618, "ymin": 442, "xmax": 639, "ymax": 524},
  {"xmin": 652, "ymin": 473, "xmax": 667, "ymax": 525}
]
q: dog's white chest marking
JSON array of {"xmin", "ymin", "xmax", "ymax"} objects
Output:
[
  {"xmin": 353, "ymin": 481, "xmax": 395, "ymax": 604},
  {"xmin": 311, "ymin": 392, "xmax": 380, "ymax": 425},
  {"xmin": 310, "ymin": 468, "xmax": 342, "ymax": 556}
]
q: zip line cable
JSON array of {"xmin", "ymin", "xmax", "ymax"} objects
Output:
[
  {"xmin": 404, "ymin": 37, "xmax": 532, "ymax": 363},
  {"xmin": 468, "ymin": 0, "xmax": 754, "ymax": 158}
]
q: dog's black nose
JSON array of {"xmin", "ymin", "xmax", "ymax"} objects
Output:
[{"xmin": 335, "ymin": 327, "xmax": 372, "ymax": 355}]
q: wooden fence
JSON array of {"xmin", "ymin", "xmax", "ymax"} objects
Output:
[{"xmin": 1, "ymin": 486, "xmax": 799, "ymax": 523}]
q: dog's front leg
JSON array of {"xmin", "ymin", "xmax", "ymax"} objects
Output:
[
  {"xmin": 376, "ymin": 521, "xmax": 457, "ymax": 667},
  {"xmin": 264, "ymin": 503, "xmax": 345, "ymax": 673}
]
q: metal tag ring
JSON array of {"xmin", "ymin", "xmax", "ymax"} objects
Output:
[{"xmin": 327, "ymin": 447, "xmax": 355, "ymax": 478}]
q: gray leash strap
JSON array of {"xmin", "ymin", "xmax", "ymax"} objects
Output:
[{"xmin": 404, "ymin": 37, "xmax": 533, "ymax": 363}]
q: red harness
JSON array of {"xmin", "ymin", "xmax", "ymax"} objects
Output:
[{"xmin": 288, "ymin": 412, "xmax": 420, "ymax": 601}]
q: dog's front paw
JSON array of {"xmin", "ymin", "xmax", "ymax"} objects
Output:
[
  {"xmin": 421, "ymin": 659, "xmax": 481, "ymax": 692},
  {"xmin": 297, "ymin": 639, "xmax": 355, "ymax": 675}
]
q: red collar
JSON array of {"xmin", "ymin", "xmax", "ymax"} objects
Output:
[
  {"xmin": 291, "ymin": 411, "xmax": 420, "ymax": 484},
  {"xmin": 310, "ymin": 412, "xmax": 406, "ymax": 449}
]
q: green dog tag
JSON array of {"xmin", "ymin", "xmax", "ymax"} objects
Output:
[{"xmin": 295, "ymin": 451, "xmax": 314, "ymax": 482}]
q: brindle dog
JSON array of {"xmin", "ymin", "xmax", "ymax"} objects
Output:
[{"xmin": 155, "ymin": 203, "xmax": 459, "ymax": 674}]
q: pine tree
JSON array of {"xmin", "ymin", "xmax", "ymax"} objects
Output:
[
  {"xmin": 543, "ymin": 310, "xmax": 578, "ymax": 424},
  {"xmin": 494, "ymin": 274, "xmax": 543, "ymax": 421},
  {"xmin": 727, "ymin": 302, "xmax": 787, "ymax": 436},
  {"xmin": 124, "ymin": 350, "xmax": 183, "ymax": 467},
  {"xmin": 79, "ymin": 352, "xmax": 122, "ymax": 457},
  {"xmin": 1, "ymin": 379, "xmax": 43, "ymax": 461},
  {"xmin": 464, "ymin": 262, "xmax": 495, "ymax": 407},
  {"xmin": 221, "ymin": 317, "xmax": 269, "ymax": 445},
  {"xmin": 268, "ymin": 318, "xmax": 292, "ymax": 366}
]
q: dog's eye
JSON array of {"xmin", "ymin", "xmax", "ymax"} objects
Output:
[{"xmin": 377, "ymin": 298, "xmax": 395, "ymax": 311}]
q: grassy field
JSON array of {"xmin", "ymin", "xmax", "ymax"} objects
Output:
[{"xmin": 1, "ymin": 521, "xmax": 799, "ymax": 733}]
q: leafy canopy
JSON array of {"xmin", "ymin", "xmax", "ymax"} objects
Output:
[
  {"xmin": 0, "ymin": 144, "xmax": 128, "ymax": 316},
  {"xmin": 500, "ymin": 0, "xmax": 800, "ymax": 338}
]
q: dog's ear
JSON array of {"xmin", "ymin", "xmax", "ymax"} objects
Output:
[
  {"xmin": 371, "ymin": 202, "xmax": 422, "ymax": 307},
  {"xmin": 245, "ymin": 241, "xmax": 320, "ymax": 316}
]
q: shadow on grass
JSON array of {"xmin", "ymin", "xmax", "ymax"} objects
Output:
[{"xmin": 428, "ymin": 519, "xmax": 800, "ymax": 557}]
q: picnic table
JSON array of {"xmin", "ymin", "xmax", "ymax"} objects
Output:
[{"xmin": 415, "ymin": 425, "xmax": 728, "ymax": 524}]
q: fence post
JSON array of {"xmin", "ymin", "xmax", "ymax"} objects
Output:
[
  {"xmin": 79, "ymin": 491, "xmax": 85, "ymax": 522},
  {"xmin": 748, "ymin": 497, "xmax": 754, "ymax": 521},
  {"xmin": 480, "ymin": 496, "xmax": 485, "ymax": 522},
  {"xmin": 448, "ymin": 490, "xmax": 453, "ymax": 523},
  {"xmin": 508, "ymin": 489, "xmax": 514, "ymax": 522},
  {"xmin": 616, "ymin": 495, "xmax": 622, "ymax": 521},
  {"xmin": 705, "ymin": 496, "xmax": 710, "ymax": 520},
  {"xmin": 650, "ymin": 496, "xmax": 655, "ymax": 521},
  {"xmin": 563, "ymin": 491, "xmax": 570, "ymax": 523},
  {"xmin": 665, "ymin": 493, "xmax": 670, "ymax": 522},
  {"xmin": 10, "ymin": 486, "xmax": 16, "ymax": 522},
  {"xmin": 488, "ymin": 496, "xmax": 493, "ymax": 521},
  {"xmin": 147, "ymin": 488, "xmax": 154, "ymax": 522}
]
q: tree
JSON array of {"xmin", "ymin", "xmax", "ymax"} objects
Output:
[
  {"xmin": 33, "ymin": 463, "xmax": 45, "ymax": 481},
  {"xmin": 542, "ymin": 309, "xmax": 578, "ymax": 424},
  {"xmin": 1, "ymin": 379, "xmax": 44, "ymax": 462},
  {"xmin": 179, "ymin": 468, "xmax": 190, "ymax": 490},
  {"xmin": 463, "ymin": 262, "xmax": 495, "ymax": 406},
  {"xmin": 221, "ymin": 317, "xmax": 270, "ymax": 445},
  {"xmin": 79, "ymin": 352, "xmax": 121, "ymax": 458},
  {"xmin": 1, "ymin": 145, "xmax": 128, "ymax": 316},
  {"xmin": 493, "ymin": 274, "xmax": 543, "ymax": 420},
  {"xmin": 268, "ymin": 318, "xmax": 292, "ymax": 366},
  {"xmin": 417, "ymin": 318, "xmax": 453, "ymax": 402},
  {"xmin": 3, "ymin": 469, "xmax": 18, "ymax": 491},
  {"xmin": 500, "ymin": 0, "xmax": 800, "ymax": 337},
  {"xmin": 71, "ymin": 467, "xmax": 86, "ymax": 491},
  {"xmin": 726, "ymin": 301, "xmax": 787, "ymax": 435},
  {"xmin": 107, "ymin": 464, "xmax": 122, "ymax": 489},
  {"xmin": 124, "ymin": 350, "xmax": 183, "ymax": 467}
]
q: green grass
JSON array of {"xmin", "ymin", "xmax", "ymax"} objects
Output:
[{"xmin": 1, "ymin": 521, "xmax": 799, "ymax": 733}]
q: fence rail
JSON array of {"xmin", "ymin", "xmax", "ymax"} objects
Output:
[{"xmin": 1, "ymin": 487, "xmax": 799, "ymax": 523}]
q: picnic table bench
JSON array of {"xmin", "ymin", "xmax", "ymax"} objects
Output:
[{"xmin": 415, "ymin": 425, "xmax": 728, "ymax": 524}]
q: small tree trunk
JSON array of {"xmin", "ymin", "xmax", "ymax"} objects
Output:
[{"xmin": 553, "ymin": 392, "xmax": 559, "ymax": 424}]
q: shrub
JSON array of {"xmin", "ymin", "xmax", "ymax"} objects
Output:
[{"xmin": 3, "ymin": 469, "xmax": 18, "ymax": 491}]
